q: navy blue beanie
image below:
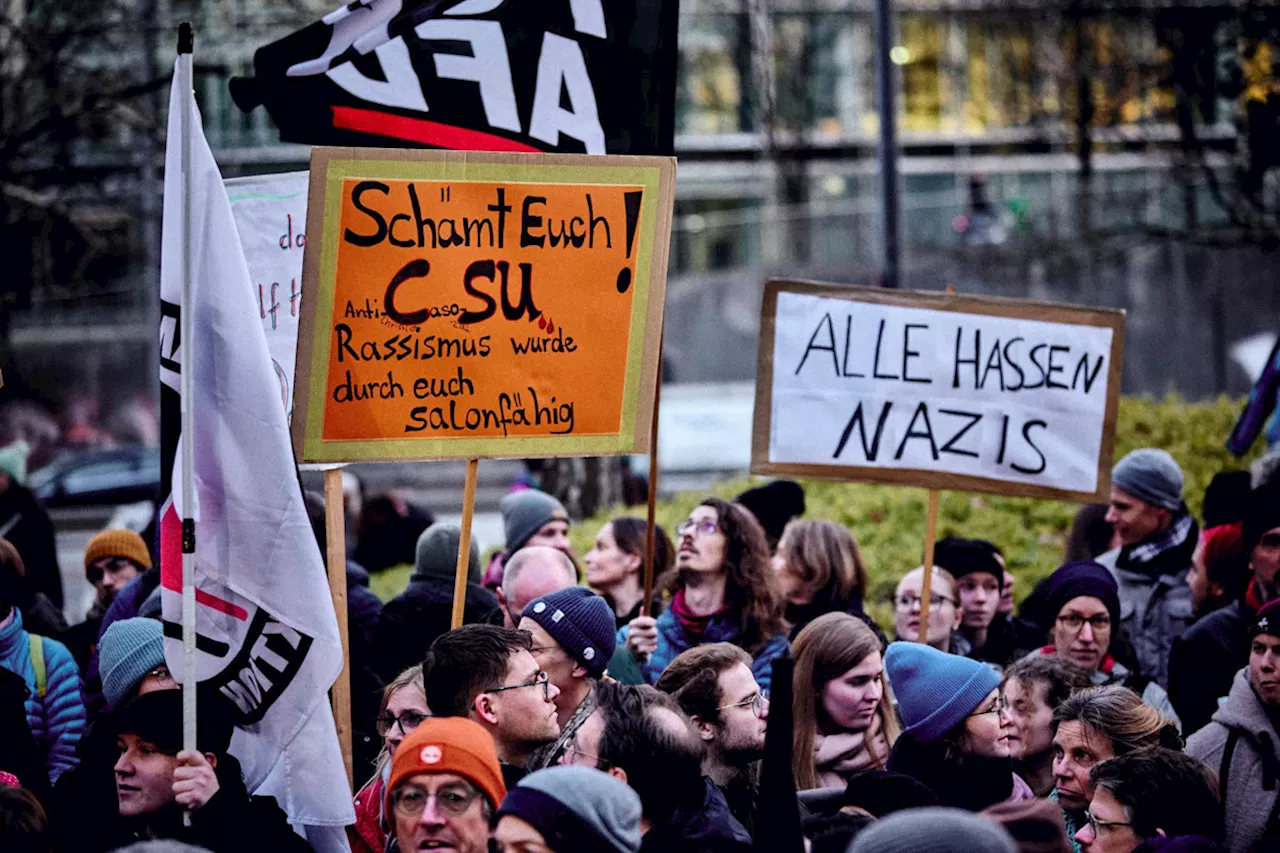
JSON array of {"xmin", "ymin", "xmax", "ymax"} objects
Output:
[
  {"xmin": 522, "ymin": 586, "xmax": 616, "ymax": 678},
  {"xmin": 1043, "ymin": 560, "xmax": 1120, "ymax": 629},
  {"xmin": 884, "ymin": 642, "xmax": 1001, "ymax": 742}
]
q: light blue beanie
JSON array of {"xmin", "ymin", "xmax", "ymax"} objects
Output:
[
  {"xmin": 1111, "ymin": 448, "xmax": 1184, "ymax": 512},
  {"xmin": 884, "ymin": 641, "xmax": 1000, "ymax": 743},
  {"xmin": 100, "ymin": 617, "xmax": 166, "ymax": 709}
]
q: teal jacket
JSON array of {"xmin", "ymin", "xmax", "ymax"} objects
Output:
[{"xmin": 0, "ymin": 608, "xmax": 86, "ymax": 782}]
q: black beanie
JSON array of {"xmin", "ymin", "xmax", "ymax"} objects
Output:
[
  {"xmin": 1243, "ymin": 484, "xmax": 1280, "ymax": 558},
  {"xmin": 933, "ymin": 538, "xmax": 1004, "ymax": 589},
  {"xmin": 111, "ymin": 688, "xmax": 236, "ymax": 756},
  {"xmin": 1043, "ymin": 560, "xmax": 1120, "ymax": 629},
  {"xmin": 735, "ymin": 480, "xmax": 805, "ymax": 546}
]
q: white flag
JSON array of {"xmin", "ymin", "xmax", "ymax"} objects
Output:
[{"xmin": 157, "ymin": 60, "xmax": 354, "ymax": 849}]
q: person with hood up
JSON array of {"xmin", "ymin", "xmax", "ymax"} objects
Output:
[
  {"xmin": 1024, "ymin": 560, "xmax": 1181, "ymax": 727},
  {"xmin": 1186, "ymin": 597, "xmax": 1280, "ymax": 853},
  {"xmin": 493, "ymin": 765, "xmax": 643, "ymax": 853},
  {"xmin": 884, "ymin": 641, "xmax": 1035, "ymax": 811},
  {"xmin": 372, "ymin": 522, "xmax": 501, "ymax": 684},
  {"xmin": 1096, "ymin": 449, "xmax": 1198, "ymax": 689},
  {"xmin": 619, "ymin": 498, "xmax": 790, "ymax": 691}
]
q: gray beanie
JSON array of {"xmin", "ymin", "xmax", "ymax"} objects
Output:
[
  {"xmin": 500, "ymin": 490, "xmax": 568, "ymax": 553},
  {"xmin": 497, "ymin": 766, "xmax": 641, "ymax": 853},
  {"xmin": 414, "ymin": 523, "xmax": 481, "ymax": 584},
  {"xmin": 850, "ymin": 807, "xmax": 1017, "ymax": 853},
  {"xmin": 1111, "ymin": 448, "xmax": 1184, "ymax": 511}
]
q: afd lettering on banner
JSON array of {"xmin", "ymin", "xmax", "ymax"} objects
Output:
[
  {"xmin": 226, "ymin": 172, "xmax": 309, "ymax": 420},
  {"xmin": 229, "ymin": 0, "xmax": 678, "ymax": 156},
  {"xmin": 291, "ymin": 147, "xmax": 675, "ymax": 463},
  {"xmin": 752, "ymin": 282, "xmax": 1126, "ymax": 502}
]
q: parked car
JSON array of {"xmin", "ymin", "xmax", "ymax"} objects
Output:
[{"xmin": 29, "ymin": 446, "xmax": 161, "ymax": 507}]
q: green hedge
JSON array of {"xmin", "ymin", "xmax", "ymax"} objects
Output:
[{"xmin": 571, "ymin": 395, "xmax": 1262, "ymax": 629}]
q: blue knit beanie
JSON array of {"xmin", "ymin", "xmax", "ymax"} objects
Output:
[
  {"xmin": 521, "ymin": 586, "xmax": 616, "ymax": 678},
  {"xmin": 100, "ymin": 617, "xmax": 166, "ymax": 709},
  {"xmin": 1112, "ymin": 448, "xmax": 1184, "ymax": 512},
  {"xmin": 884, "ymin": 642, "xmax": 1000, "ymax": 742}
]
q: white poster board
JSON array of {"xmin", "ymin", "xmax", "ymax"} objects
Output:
[
  {"xmin": 752, "ymin": 281, "xmax": 1126, "ymax": 502},
  {"xmin": 225, "ymin": 171, "xmax": 309, "ymax": 420}
]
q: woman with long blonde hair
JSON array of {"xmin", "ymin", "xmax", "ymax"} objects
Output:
[
  {"xmin": 350, "ymin": 665, "xmax": 429, "ymax": 853},
  {"xmin": 792, "ymin": 612, "xmax": 899, "ymax": 790}
]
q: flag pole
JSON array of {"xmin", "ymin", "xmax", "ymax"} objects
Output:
[
  {"xmin": 323, "ymin": 468, "xmax": 354, "ymax": 790},
  {"xmin": 176, "ymin": 21, "xmax": 198, "ymax": 822}
]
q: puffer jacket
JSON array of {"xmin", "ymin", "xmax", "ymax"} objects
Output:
[
  {"xmin": 1186, "ymin": 667, "xmax": 1280, "ymax": 853},
  {"xmin": 0, "ymin": 607, "xmax": 85, "ymax": 782},
  {"xmin": 617, "ymin": 607, "xmax": 790, "ymax": 690}
]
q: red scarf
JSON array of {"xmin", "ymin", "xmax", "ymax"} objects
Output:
[
  {"xmin": 1038, "ymin": 645, "xmax": 1115, "ymax": 674},
  {"xmin": 671, "ymin": 589, "xmax": 730, "ymax": 639}
]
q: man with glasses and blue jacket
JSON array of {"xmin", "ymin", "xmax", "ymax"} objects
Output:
[{"xmin": 423, "ymin": 624, "xmax": 561, "ymax": 790}]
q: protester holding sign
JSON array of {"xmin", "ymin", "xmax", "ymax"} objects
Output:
[
  {"xmin": 1096, "ymin": 449, "xmax": 1198, "ymax": 690},
  {"xmin": 884, "ymin": 642, "xmax": 1033, "ymax": 811},
  {"xmin": 618, "ymin": 498, "xmax": 790, "ymax": 690},
  {"xmin": 791, "ymin": 612, "xmax": 899, "ymax": 790}
]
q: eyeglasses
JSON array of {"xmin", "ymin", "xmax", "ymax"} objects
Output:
[
  {"xmin": 895, "ymin": 594, "xmax": 957, "ymax": 609},
  {"xmin": 391, "ymin": 783, "xmax": 483, "ymax": 817},
  {"xmin": 144, "ymin": 664, "xmax": 171, "ymax": 680},
  {"xmin": 561, "ymin": 742, "xmax": 606, "ymax": 767},
  {"xmin": 1085, "ymin": 810, "xmax": 1133, "ymax": 836},
  {"xmin": 486, "ymin": 670, "xmax": 552, "ymax": 702},
  {"xmin": 676, "ymin": 519, "xmax": 719, "ymax": 537},
  {"xmin": 967, "ymin": 694, "xmax": 1009, "ymax": 718},
  {"xmin": 376, "ymin": 709, "xmax": 430, "ymax": 737},
  {"xmin": 1260, "ymin": 533, "xmax": 1280, "ymax": 549},
  {"xmin": 1057, "ymin": 613, "xmax": 1112, "ymax": 633},
  {"xmin": 718, "ymin": 690, "xmax": 770, "ymax": 719}
]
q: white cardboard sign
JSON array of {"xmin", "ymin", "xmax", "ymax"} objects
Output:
[
  {"xmin": 225, "ymin": 171, "xmax": 309, "ymax": 421},
  {"xmin": 752, "ymin": 282, "xmax": 1125, "ymax": 502}
]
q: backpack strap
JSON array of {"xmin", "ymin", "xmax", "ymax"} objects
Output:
[
  {"xmin": 1219, "ymin": 729, "xmax": 1240, "ymax": 811},
  {"xmin": 27, "ymin": 634, "xmax": 46, "ymax": 699}
]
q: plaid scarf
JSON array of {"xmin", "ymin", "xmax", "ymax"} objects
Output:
[{"xmin": 1120, "ymin": 508, "xmax": 1197, "ymax": 576}]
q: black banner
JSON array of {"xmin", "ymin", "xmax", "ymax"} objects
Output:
[{"xmin": 230, "ymin": 0, "xmax": 679, "ymax": 156}]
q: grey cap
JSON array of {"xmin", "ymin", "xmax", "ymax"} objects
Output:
[
  {"xmin": 414, "ymin": 523, "xmax": 481, "ymax": 584},
  {"xmin": 1111, "ymin": 448, "xmax": 1184, "ymax": 512},
  {"xmin": 500, "ymin": 490, "xmax": 568, "ymax": 553},
  {"xmin": 850, "ymin": 807, "xmax": 1017, "ymax": 853},
  {"xmin": 499, "ymin": 766, "xmax": 641, "ymax": 853}
]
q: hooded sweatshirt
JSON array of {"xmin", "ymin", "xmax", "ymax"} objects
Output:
[{"xmin": 1186, "ymin": 668, "xmax": 1280, "ymax": 853}]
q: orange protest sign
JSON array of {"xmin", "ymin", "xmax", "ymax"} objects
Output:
[{"xmin": 292, "ymin": 149, "xmax": 675, "ymax": 463}]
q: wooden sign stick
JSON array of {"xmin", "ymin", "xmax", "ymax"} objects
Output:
[
  {"xmin": 642, "ymin": 339, "xmax": 664, "ymax": 617},
  {"xmin": 452, "ymin": 458, "xmax": 480, "ymax": 629},
  {"xmin": 916, "ymin": 488, "xmax": 942, "ymax": 644},
  {"xmin": 323, "ymin": 467, "xmax": 353, "ymax": 789}
]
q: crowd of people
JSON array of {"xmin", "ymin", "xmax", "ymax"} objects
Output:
[{"xmin": 2, "ymin": 445, "xmax": 1280, "ymax": 853}]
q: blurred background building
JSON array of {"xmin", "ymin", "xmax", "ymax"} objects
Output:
[{"xmin": 4, "ymin": 0, "xmax": 1280, "ymax": 465}]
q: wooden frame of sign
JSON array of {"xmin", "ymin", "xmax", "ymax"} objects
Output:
[
  {"xmin": 751, "ymin": 280, "xmax": 1126, "ymax": 503},
  {"xmin": 292, "ymin": 147, "xmax": 676, "ymax": 464}
]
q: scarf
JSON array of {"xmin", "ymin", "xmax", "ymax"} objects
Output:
[
  {"xmin": 671, "ymin": 589, "xmax": 730, "ymax": 640},
  {"xmin": 887, "ymin": 733, "xmax": 1015, "ymax": 812},
  {"xmin": 1119, "ymin": 508, "xmax": 1197, "ymax": 579},
  {"xmin": 525, "ymin": 689, "xmax": 598, "ymax": 771}
]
